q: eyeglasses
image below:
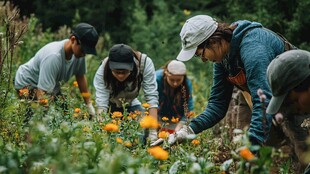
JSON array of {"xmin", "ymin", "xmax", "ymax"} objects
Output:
[
  {"xmin": 112, "ymin": 70, "xmax": 131, "ymax": 75},
  {"xmin": 194, "ymin": 43, "xmax": 207, "ymax": 59}
]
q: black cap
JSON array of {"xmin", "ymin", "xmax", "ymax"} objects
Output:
[
  {"xmin": 108, "ymin": 44, "xmax": 134, "ymax": 70},
  {"xmin": 72, "ymin": 23, "xmax": 99, "ymax": 55}
]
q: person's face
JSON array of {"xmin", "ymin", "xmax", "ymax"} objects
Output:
[
  {"xmin": 166, "ymin": 73, "xmax": 184, "ymax": 88},
  {"xmin": 195, "ymin": 41, "xmax": 229, "ymax": 63},
  {"xmin": 112, "ymin": 69, "xmax": 131, "ymax": 82},
  {"xmin": 287, "ymin": 87, "xmax": 310, "ymax": 113},
  {"xmin": 72, "ymin": 36, "xmax": 86, "ymax": 58}
]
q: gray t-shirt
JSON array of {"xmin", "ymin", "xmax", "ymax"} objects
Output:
[{"xmin": 14, "ymin": 39, "xmax": 86, "ymax": 95}]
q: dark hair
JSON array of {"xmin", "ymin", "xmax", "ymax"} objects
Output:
[
  {"xmin": 103, "ymin": 51, "xmax": 139, "ymax": 97},
  {"xmin": 293, "ymin": 75, "xmax": 310, "ymax": 92},
  {"xmin": 162, "ymin": 61, "xmax": 190, "ymax": 105},
  {"xmin": 197, "ymin": 22, "xmax": 233, "ymax": 49}
]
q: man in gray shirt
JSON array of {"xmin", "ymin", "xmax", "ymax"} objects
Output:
[{"xmin": 14, "ymin": 23, "xmax": 98, "ymax": 119}]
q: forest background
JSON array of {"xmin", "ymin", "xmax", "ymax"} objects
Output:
[{"xmin": 1, "ymin": 0, "xmax": 310, "ymax": 173}]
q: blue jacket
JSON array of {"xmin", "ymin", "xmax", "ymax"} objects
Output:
[
  {"xmin": 189, "ymin": 20, "xmax": 286, "ymax": 144},
  {"xmin": 156, "ymin": 69, "xmax": 194, "ymax": 121}
]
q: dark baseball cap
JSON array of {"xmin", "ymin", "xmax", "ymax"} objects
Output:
[
  {"xmin": 108, "ymin": 44, "xmax": 134, "ymax": 70},
  {"xmin": 72, "ymin": 23, "xmax": 99, "ymax": 55},
  {"xmin": 266, "ymin": 50, "xmax": 310, "ymax": 114}
]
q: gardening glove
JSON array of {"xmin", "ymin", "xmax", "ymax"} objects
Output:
[
  {"xmin": 168, "ymin": 125, "xmax": 195, "ymax": 145},
  {"xmin": 148, "ymin": 128, "xmax": 158, "ymax": 144},
  {"xmin": 86, "ymin": 103, "xmax": 96, "ymax": 120},
  {"xmin": 96, "ymin": 108, "xmax": 104, "ymax": 122},
  {"xmin": 175, "ymin": 121, "xmax": 186, "ymax": 132},
  {"xmin": 150, "ymin": 138, "xmax": 164, "ymax": 147}
]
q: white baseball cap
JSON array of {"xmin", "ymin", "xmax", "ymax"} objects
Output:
[
  {"xmin": 176, "ymin": 15, "xmax": 218, "ymax": 61},
  {"xmin": 167, "ymin": 60, "xmax": 187, "ymax": 75}
]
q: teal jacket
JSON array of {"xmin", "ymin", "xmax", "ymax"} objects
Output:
[{"xmin": 189, "ymin": 20, "xmax": 286, "ymax": 144}]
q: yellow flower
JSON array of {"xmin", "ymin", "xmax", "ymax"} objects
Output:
[
  {"xmin": 73, "ymin": 113, "xmax": 79, "ymax": 118},
  {"xmin": 191, "ymin": 139, "xmax": 200, "ymax": 145},
  {"xmin": 123, "ymin": 141, "xmax": 132, "ymax": 147},
  {"xmin": 183, "ymin": 9, "xmax": 191, "ymax": 16},
  {"xmin": 19, "ymin": 88, "xmax": 29, "ymax": 97},
  {"xmin": 171, "ymin": 117, "xmax": 179, "ymax": 123},
  {"xmin": 162, "ymin": 117, "xmax": 169, "ymax": 121},
  {"xmin": 239, "ymin": 147, "xmax": 255, "ymax": 161},
  {"xmin": 148, "ymin": 146, "xmax": 169, "ymax": 160},
  {"xmin": 81, "ymin": 92, "xmax": 91, "ymax": 98},
  {"xmin": 116, "ymin": 137, "xmax": 123, "ymax": 144},
  {"xmin": 140, "ymin": 116, "xmax": 158, "ymax": 128},
  {"xmin": 129, "ymin": 112, "xmax": 138, "ymax": 119},
  {"xmin": 74, "ymin": 108, "xmax": 81, "ymax": 113},
  {"xmin": 73, "ymin": 81, "xmax": 78, "ymax": 87},
  {"xmin": 112, "ymin": 111, "xmax": 123, "ymax": 118},
  {"xmin": 103, "ymin": 123, "xmax": 119, "ymax": 132},
  {"xmin": 158, "ymin": 131, "xmax": 169, "ymax": 139},
  {"xmin": 142, "ymin": 103, "xmax": 151, "ymax": 109},
  {"xmin": 83, "ymin": 126, "xmax": 90, "ymax": 132}
]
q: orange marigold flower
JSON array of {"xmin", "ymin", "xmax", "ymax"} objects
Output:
[
  {"xmin": 187, "ymin": 111, "xmax": 195, "ymax": 118},
  {"xmin": 239, "ymin": 147, "xmax": 255, "ymax": 161},
  {"xmin": 140, "ymin": 116, "xmax": 158, "ymax": 128},
  {"xmin": 74, "ymin": 108, "xmax": 81, "ymax": 113},
  {"xmin": 112, "ymin": 111, "xmax": 123, "ymax": 118},
  {"xmin": 148, "ymin": 146, "xmax": 169, "ymax": 160},
  {"xmin": 116, "ymin": 137, "xmax": 123, "ymax": 144},
  {"xmin": 191, "ymin": 139, "xmax": 200, "ymax": 145},
  {"xmin": 81, "ymin": 92, "xmax": 91, "ymax": 98},
  {"xmin": 158, "ymin": 131, "xmax": 169, "ymax": 139},
  {"xmin": 142, "ymin": 103, "xmax": 150, "ymax": 109},
  {"xmin": 129, "ymin": 112, "xmax": 138, "ymax": 119},
  {"xmin": 19, "ymin": 88, "xmax": 29, "ymax": 97},
  {"xmin": 162, "ymin": 117, "xmax": 169, "ymax": 121},
  {"xmin": 39, "ymin": 99, "xmax": 48, "ymax": 105},
  {"xmin": 171, "ymin": 117, "xmax": 179, "ymax": 123},
  {"xmin": 73, "ymin": 81, "xmax": 78, "ymax": 87},
  {"xmin": 103, "ymin": 123, "xmax": 119, "ymax": 132},
  {"xmin": 123, "ymin": 141, "xmax": 132, "ymax": 147}
]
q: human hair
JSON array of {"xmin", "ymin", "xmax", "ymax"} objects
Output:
[
  {"xmin": 162, "ymin": 61, "xmax": 190, "ymax": 106},
  {"xmin": 293, "ymin": 75, "xmax": 310, "ymax": 93},
  {"xmin": 197, "ymin": 22, "xmax": 233, "ymax": 49},
  {"xmin": 103, "ymin": 50, "xmax": 139, "ymax": 97}
]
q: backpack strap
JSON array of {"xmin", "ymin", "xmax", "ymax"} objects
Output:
[{"xmin": 135, "ymin": 53, "xmax": 148, "ymax": 92}]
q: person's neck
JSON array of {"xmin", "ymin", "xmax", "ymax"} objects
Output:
[{"xmin": 64, "ymin": 40, "xmax": 73, "ymax": 60}]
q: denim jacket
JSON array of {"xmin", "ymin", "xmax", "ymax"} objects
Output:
[{"xmin": 189, "ymin": 20, "xmax": 286, "ymax": 144}]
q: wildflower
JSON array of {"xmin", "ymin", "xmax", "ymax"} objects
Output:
[
  {"xmin": 73, "ymin": 81, "xmax": 78, "ymax": 87},
  {"xmin": 116, "ymin": 137, "xmax": 123, "ymax": 144},
  {"xmin": 183, "ymin": 9, "xmax": 191, "ymax": 16},
  {"xmin": 74, "ymin": 108, "xmax": 81, "ymax": 113},
  {"xmin": 142, "ymin": 103, "xmax": 150, "ymax": 109},
  {"xmin": 19, "ymin": 88, "xmax": 29, "ymax": 97},
  {"xmin": 39, "ymin": 99, "xmax": 48, "ymax": 105},
  {"xmin": 239, "ymin": 147, "xmax": 255, "ymax": 161},
  {"xmin": 171, "ymin": 117, "xmax": 179, "ymax": 123},
  {"xmin": 123, "ymin": 141, "xmax": 132, "ymax": 147},
  {"xmin": 187, "ymin": 111, "xmax": 195, "ymax": 118},
  {"xmin": 162, "ymin": 117, "xmax": 169, "ymax": 121},
  {"xmin": 191, "ymin": 139, "xmax": 200, "ymax": 145},
  {"xmin": 83, "ymin": 126, "xmax": 90, "ymax": 132},
  {"xmin": 112, "ymin": 111, "xmax": 123, "ymax": 118},
  {"xmin": 81, "ymin": 92, "xmax": 91, "ymax": 98},
  {"xmin": 140, "ymin": 116, "xmax": 158, "ymax": 128},
  {"xmin": 128, "ymin": 112, "xmax": 138, "ymax": 119},
  {"xmin": 103, "ymin": 123, "xmax": 119, "ymax": 132},
  {"xmin": 148, "ymin": 146, "xmax": 169, "ymax": 160},
  {"xmin": 73, "ymin": 113, "xmax": 79, "ymax": 118},
  {"xmin": 158, "ymin": 131, "xmax": 169, "ymax": 139}
]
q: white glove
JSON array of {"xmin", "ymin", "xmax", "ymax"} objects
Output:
[
  {"xmin": 86, "ymin": 103, "xmax": 96, "ymax": 119},
  {"xmin": 150, "ymin": 138, "xmax": 164, "ymax": 147},
  {"xmin": 148, "ymin": 128, "xmax": 158, "ymax": 144},
  {"xmin": 168, "ymin": 125, "xmax": 195, "ymax": 145},
  {"xmin": 96, "ymin": 108, "xmax": 104, "ymax": 122}
]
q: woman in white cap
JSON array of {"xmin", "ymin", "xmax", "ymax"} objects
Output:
[
  {"xmin": 168, "ymin": 15, "xmax": 296, "ymax": 150},
  {"xmin": 93, "ymin": 44, "xmax": 159, "ymax": 143},
  {"xmin": 156, "ymin": 60, "xmax": 193, "ymax": 133}
]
